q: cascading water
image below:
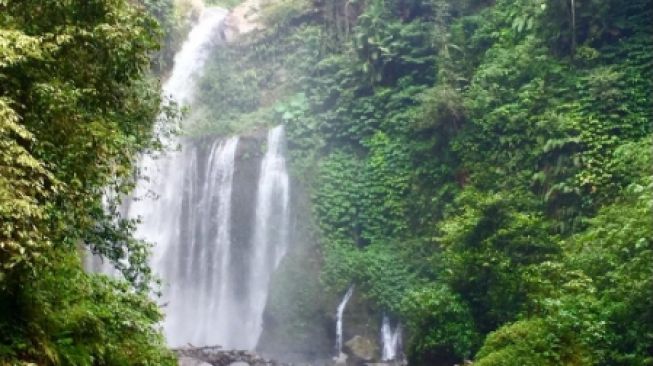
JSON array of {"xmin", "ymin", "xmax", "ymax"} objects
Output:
[
  {"xmin": 150, "ymin": 137, "xmax": 240, "ymax": 347},
  {"xmin": 244, "ymin": 125, "xmax": 291, "ymax": 349},
  {"xmin": 335, "ymin": 285, "xmax": 355, "ymax": 355},
  {"xmin": 89, "ymin": 5, "xmax": 293, "ymax": 350},
  {"xmin": 381, "ymin": 314, "xmax": 403, "ymax": 361},
  {"xmin": 121, "ymin": 6, "xmax": 232, "ymax": 347},
  {"xmin": 162, "ymin": 7, "xmax": 227, "ymax": 105}
]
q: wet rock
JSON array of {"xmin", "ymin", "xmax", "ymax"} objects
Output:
[
  {"xmin": 336, "ymin": 289, "xmax": 381, "ymax": 355},
  {"xmin": 179, "ymin": 356, "xmax": 213, "ymax": 366},
  {"xmin": 174, "ymin": 346, "xmax": 281, "ymax": 366},
  {"xmin": 344, "ymin": 335, "xmax": 380, "ymax": 364},
  {"xmin": 221, "ymin": 0, "xmax": 263, "ymax": 42}
]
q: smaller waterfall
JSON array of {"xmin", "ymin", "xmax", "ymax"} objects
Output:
[
  {"xmin": 381, "ymin": 314, "xmax": 402, "ymax": 361},
  {"xmin": 84, "ymin": 193, "xmax": 129, "ymax": 277},
  {"xmin": 84, "ymin": 252, "xmax": 119, "ymax": 276},
  {"xmin": 335, "ymin": 285, "xmax": 355, "ymax": 355},
  {"xmin": 242, "ymin": 125, "xmax": 291, "ymax": 349}
]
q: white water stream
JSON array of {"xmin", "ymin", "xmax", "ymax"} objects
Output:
[
  {"xmin": 89, "ymin": 6, "xmax": 292, "ymax": 350},
  {"xmin": 381, "ymin": 314, "xmax": 402, "ymax": 361},
  {"xmin": 245, "ymin": 125, "xmax": 291, "ymax": 348},
  {"xmin": 335, "ymin": 285, "xmax": 355, "ymax": 355}
]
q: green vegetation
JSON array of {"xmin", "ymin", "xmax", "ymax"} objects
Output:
[
  {"xmin": 0, "ymin": 0, "xmax": 178, "ymax": 364},
  {"xmin": 205, "ymin": 0, "xmax": 245, "ymax": 10},
  {"xmin": 1, "ymin": 0, "xmax": 651, "ymax": 363},
  {"xmin": 196, "ymin": 0, "xmax": 652, "ymax": 364}
]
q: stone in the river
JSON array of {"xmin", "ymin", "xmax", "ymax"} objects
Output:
[{"xmin": 178, "ymin": 356, "xmax": 213, "ymax": 366}]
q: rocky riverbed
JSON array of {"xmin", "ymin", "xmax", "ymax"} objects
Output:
[
  {"xmin": 174, "ymin": 345, "xmax": 407, "ymax": 366},
  {"xmin": 176, "ymin": 346, "xmax": 283, "ymax": 366}
]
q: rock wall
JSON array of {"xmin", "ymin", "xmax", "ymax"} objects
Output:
[
  {"xmin": 256, "ymin": 174, "xmax": 387, "ymax": 365},
  {"xmin": 256, "ymin": 180, "xmax": 334, "ymax": 362},
  {"xmin": 229, "ymin": 131, "xmax": 265, "ymax": 299}
]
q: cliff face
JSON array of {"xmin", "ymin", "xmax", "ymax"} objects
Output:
[
  {"xmin": 221, "ymin": 0, "xmax": 264, "ymax": 42},
  {"xmin": 229, "ymin": 132, "xmax": 264, "ymax": 297},
  {"xmin": 256, "ymin": 177, "xmax": 334, "ymax": 362},
  {"xmin": 256, "ymin": 172, "xmax": 387, "ymax": 364}
]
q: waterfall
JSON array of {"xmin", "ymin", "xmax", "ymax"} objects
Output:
[
  {"xmin": 121, "ymin": 8, "xmax": 231, "ymax": 348},
  {"xmin": 149, "ymin": 137, "xmax": 240, "ymax": 347},
  {"xmin": 335, "ymin": 285, "xmax": 355, "ymax": 355},
  {"xmin": 163, "ymin": 7, "xmax": 227, "ymax": 106},
  {"xmin": 141, "ymin": 126, "xmax": 291, "ymax": 349},
  {"xmin": 243, "ymin": 125, "xmax": 291, "ymax": 349},
  {"xmin": 90, "ymin": 6, "xmax": 292, "ymax": 350},
  {"xmin": 381, "ymin": 314, "xmax": 402, "ymax": 361},
  {"xmin": 125, "ymin": 5, "xmax": 227, "ymax": 278}
]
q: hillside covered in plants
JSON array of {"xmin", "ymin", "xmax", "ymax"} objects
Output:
[
  {"xmin": 0, "ymin": 0, "xmax": 651, "ymax": 365},
  {"xmin": 195, "ymin": 0, "xmax": 653, "ymax": 364}
]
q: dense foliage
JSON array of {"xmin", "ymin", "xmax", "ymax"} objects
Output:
[
  {"xmin": 0, "ymin": 0, "xmax": 178, "ymax": 364},
  {"xmin": 2, "ymin": 0, "xmax": 651, "ymax": 363},
  {"xmin": 196, "ymin": 0, "xmax": 652, "ymax": 364}
]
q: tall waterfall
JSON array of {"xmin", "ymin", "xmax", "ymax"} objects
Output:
[
  {"xmin": 335, "ymin": 285, "xmax": 355, "ymax": 355},
  {"xmin": 146, "ymin": 137, "xmax": 240, "ymax": 347},
  {"xmin": 381, "ymin": 314, "xmax": 402, "ymax": 361},
  {"xmin": 93, "ymin": 6, "xmax": 292, "ymax": 349}
]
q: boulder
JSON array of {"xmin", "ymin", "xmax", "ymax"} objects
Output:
[
  {"xmin": 178, "ymin": 356, "xmax": 213, "ymax": 366},
  {"xmin": 174, "ymin": 346, "xmax": 280, "ymax": 366},
  {"xmin": 344, "ymin": 335, "xmax": 380, "ymax": 363},
  {"xmin": 333, "ymin": 352, "xmax": 348, "ymax": 366}
]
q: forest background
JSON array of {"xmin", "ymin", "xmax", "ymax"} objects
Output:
[{"xmin": 0, "ymin": 0, "xmax": 651, "ymax": 365}]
